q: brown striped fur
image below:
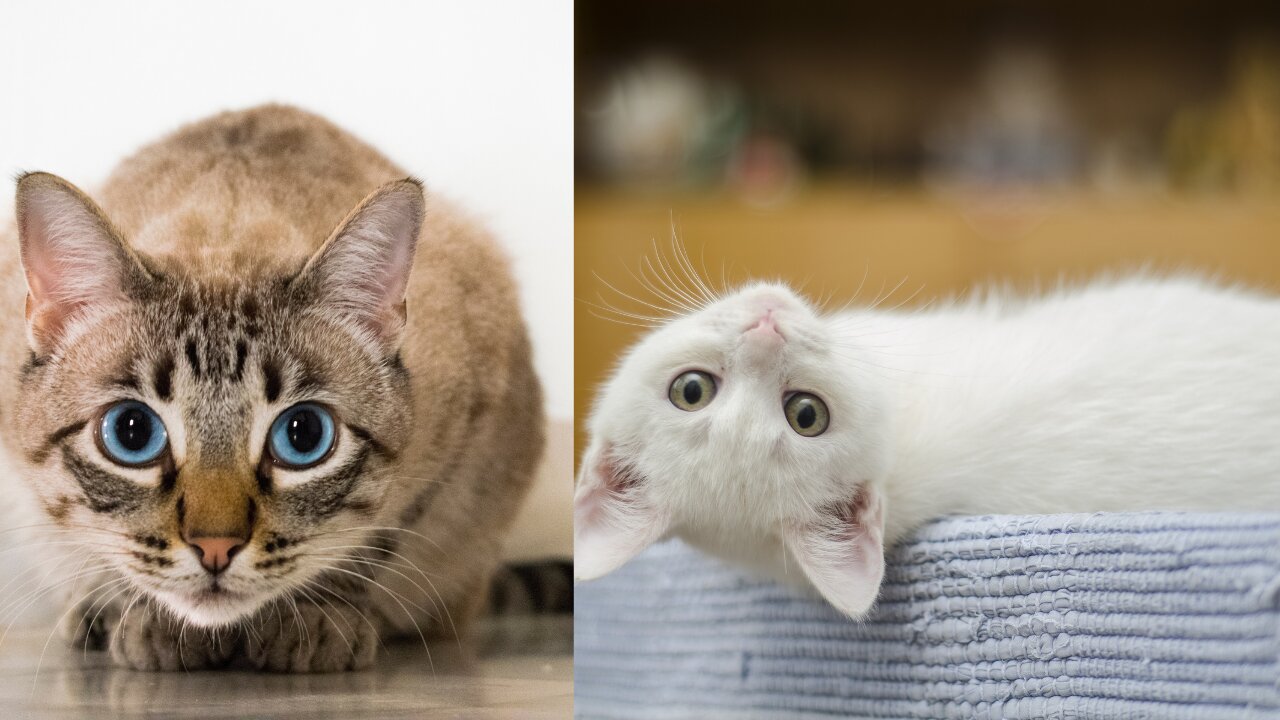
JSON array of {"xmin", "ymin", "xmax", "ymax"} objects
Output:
[{"xmin": 0, "ymin": 105, "xmax": 544, "ymax": 671}]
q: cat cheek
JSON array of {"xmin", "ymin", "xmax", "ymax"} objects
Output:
[
  {"xmin": 783, "ymin": 485, "xmax": 886, "ymax": 619},
  {"xmin": 573, "ymin": 446, "xmax": 668, "ymax": 581}
]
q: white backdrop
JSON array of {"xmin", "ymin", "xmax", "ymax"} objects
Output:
[{"xmin": 0, "ymin": 0, "xmax": 573, "ymax": 420}]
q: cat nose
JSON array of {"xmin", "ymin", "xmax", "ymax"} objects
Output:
[
  {"xmin": 745, "ymin": 309, "xmax": 785, "ymax": 343},
  {"xmin": 187, "ymin": 536, "xmax": 246, "ymax": 575}
]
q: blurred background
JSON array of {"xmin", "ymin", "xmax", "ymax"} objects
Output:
[{"xmin": 575, "ymin": 0, "xmax": 1280, "ymax": 457}]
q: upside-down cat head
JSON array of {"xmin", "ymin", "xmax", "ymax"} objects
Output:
[
  {"xmin": 575, "ymin": 282, "xmax": 893, "ymax": 617},
  {"xmin": 14, "ymin": 171, "xmax": 421, "ymax": 627}
]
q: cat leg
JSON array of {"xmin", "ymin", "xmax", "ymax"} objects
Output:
[
  {"xmin": 60, "ymin": 593, "xmax": 118, "ymax": 652},
  {"xmin": 242, "ymin": 590, "xmax": 378, "ymax": 673},
  {"xmin": 108, "ymin": 599, "xmax": 238, "ymax": 671}
]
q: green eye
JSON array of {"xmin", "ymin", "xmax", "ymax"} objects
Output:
[
  {"xmin": 784, "ymin": 393, "xmax": 829, "ymax": 437},
  {"xmin": 669, "ymin": 371, "xmax": 716, "ymax": 411}
]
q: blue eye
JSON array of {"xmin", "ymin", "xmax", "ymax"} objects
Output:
[
  {"xmin": 98, "ymin": 401, "xmax": 168, "ymax": 466},
  {"xmin": 268, "ymin": 404, "xmax": 336, "ymax": 469}
]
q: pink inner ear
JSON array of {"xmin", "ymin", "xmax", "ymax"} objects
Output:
[
  {"xmin": 784, "ymin": 485, "xmax": 887, "ymax": 619},
  {"xmin": 305, "ymin": 180, "xmax": 423, "ymax": 347},
  {"xmin": 573, "ymin": 446, "xmax": 668, "ymax": 581},
  {"xmin": 17, "ymin": 177, "xmax": 130, "ymax": 352}
]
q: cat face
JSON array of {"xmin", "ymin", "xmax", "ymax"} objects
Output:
[
  {"xmin": 575, "ymin": 282, "xmax": 892, "ymax": 617},
  {"xmin": 14, "ymin": 172, "xmax": 421, "ymax": 627}
]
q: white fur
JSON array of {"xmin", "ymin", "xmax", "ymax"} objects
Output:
[{"xmin": 575, "ymin": 274, "xmax": 1280, "ymax": 617}]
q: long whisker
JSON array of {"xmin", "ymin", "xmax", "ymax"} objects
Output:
[
  {"xmin": 292, "ymin": 584, "xmax": 354, "ymax": 659},
  {"xmin": 306, "ymin": 552, "xmax": 447, "ymax": 633},
  {"xmin": 313, "ymin": 563, "xmax": 433, "ymax": 662}
]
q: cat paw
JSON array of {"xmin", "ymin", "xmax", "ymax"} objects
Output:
[
  {"xmin": 108, "ymin": 601, "xmax": 237, "ymax": 671},
  {"xmin": 60, "ymin": 596, "xmax": 117, "ymax": 652},
  {"xmin": 243, "ymin": 598, "xmax": 378, "ymax": 672}
]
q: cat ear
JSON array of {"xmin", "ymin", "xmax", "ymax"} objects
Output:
[
  {"xmin": 574, "ymin": 444, "xmax": 669, "ymax": 580},
  {"xmin": 298, "ymin": 178, "xmax": 424, "ymax": 349},
  {"xmin": 782, "ymin": 485, "xmax": 886, "ymax": 618},
  {"xmin": 15, "ymin": 172, "xmax": 144, "ymax": 354}
]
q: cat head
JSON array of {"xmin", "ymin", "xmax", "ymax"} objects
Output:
[
  {"xmin": 14, "ymin": 172, "xmax": 421, "ymax": 627},
  {"xmin": 575, "ymin": 281, "xmax": 891, "ymax": 617}
]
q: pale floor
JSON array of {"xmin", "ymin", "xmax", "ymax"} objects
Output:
[{"xmin": 0, "ymin": 616, "xmax": 572, "ymax": 719}]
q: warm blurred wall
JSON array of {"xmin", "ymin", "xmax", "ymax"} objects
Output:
[{"xmin": 575, "ymin": 186, "xmax": 1280, "ymax": 463}]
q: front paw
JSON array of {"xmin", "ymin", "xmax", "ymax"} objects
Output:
[
  {"xmin": 108, "ymin": 601, "xmax": 237, "ymax": 671},
  {"xmin": 244, "ymin": 597, "xmax": 378, "ymax": 672},
  {"xmin": 61, "ymin": 594, "xmax": 118, "ymax": 651}
]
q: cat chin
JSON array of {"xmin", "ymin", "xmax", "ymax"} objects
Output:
[{"xmin": 152, "ymin": 588, "xmax": 262, "ymax": 628}]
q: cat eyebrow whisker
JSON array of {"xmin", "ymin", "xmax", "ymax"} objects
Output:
[
  {"xmin": 579, "ymin": 300, "xmax": 665, "ymax": 328},
  {"xmin": 584, "ymin": 310, "xmax": 663, "ymax": 329},
  {"xmin": 592, "ymin": 270, "xmax": 683, "ymax": 318},
  {"xmin": 645, "ymin": 242, "xmax": 704, "ymax": 311},
  {"xmin": 669, "ymin": 233, "xmax": 720, "ymax": 306},
  {"xmin": 638, "ymin": 254, "xmax": 700, "ymax": 312},
  {"xmin": 664, "ymin": 233, "xmax": 716, "ymax": 306},
  {"xmin": 582, "ymin": 293, "xmax": 667, "ymax": 324}
]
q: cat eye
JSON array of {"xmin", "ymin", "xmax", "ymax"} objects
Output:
[
  {"xmin": 669, "ymin": 371, "xmax": 717, "ymax": 411},
  {"xmin": 784, "ymin": 393, "xmax": 829, "ymax": 437},
  {"xmin": 268, "ymin": 403, "xmax": 337, "ymax": 469},
  {"xmin": 97, "ymin": 401, "xmax": 169, "ymax": 467}
]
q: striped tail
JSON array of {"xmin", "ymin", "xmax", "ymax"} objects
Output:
[{"xmin": 488, "ymin": 559, "xmax": 573, "ymax": 614}]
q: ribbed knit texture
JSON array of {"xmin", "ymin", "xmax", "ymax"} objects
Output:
[{"xmin": 575, "ymin": 513, "xmax": 1280, "ymax": 719}]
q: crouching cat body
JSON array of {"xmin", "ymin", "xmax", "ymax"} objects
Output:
[
  {"xmin": 575, "ymin": 274, "xmax": 1280, "ymax": 617},
  {"xmin": 0, "ymin": 105, "xmax": 543, "ymax": 671}
]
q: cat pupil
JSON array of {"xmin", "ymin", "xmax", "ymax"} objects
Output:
[
  {"xmin": 683, "ymin": 382, "xmax": 702, "ymax": 405},
  {"xmin": 287, "ymin": 410, "xmax": 323, "ymax": 452},
  {"xmin": 114, "ymin": 408, "xmax": 153, "ymax": 452},
  {"xmin": 797, "ymin": 404, "xmax": 816, "ymax": 428}
]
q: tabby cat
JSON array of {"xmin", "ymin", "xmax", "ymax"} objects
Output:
[{"xmin": 0, "ymin": 105, "xmax": 544, "ymax": 672}]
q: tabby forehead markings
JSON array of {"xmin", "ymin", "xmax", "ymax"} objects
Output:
[
  {"xmin": 112, "ymin": 372, "xmax": 142, "ymax": 393},
  {"xmin": 184, "ymin": 338, "xmax": 202, "ymax": 378},
  {"xmin": 263, "ymin": 359, "xmax": 282, "ymax": 403},
  {"xmin": 152, "ymin": 354, "xmax": 175, "ymax": 401},
  {"xmin": 232, "ymin": 340, "xmax": 249, "ymax": 381}
]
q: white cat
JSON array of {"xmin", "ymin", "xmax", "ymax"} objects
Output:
[{"xmin": 575, "ymin": 274, "xmax": 1280, "ymax": 617}]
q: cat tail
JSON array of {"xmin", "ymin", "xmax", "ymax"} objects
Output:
[{"xmin": 487, "ymin": 559, "xmax": 573, "ymax": 615}]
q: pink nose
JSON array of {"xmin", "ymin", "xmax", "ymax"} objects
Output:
[
  {"xmin": 746, "ymin": 310, "xmax": 784, "ymax": 341},
  {"xmin": 188, "ymin": 536, "xmax": 246, "ymax": 575}
]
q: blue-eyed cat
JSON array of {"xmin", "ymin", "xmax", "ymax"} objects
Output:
[{"xmin": 0, "ymin": 105, "xmax": 544, "ymax": 671}]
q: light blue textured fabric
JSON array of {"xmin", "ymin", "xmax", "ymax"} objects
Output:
[{"xmin": 575, "ymin": 513, "xmax": 1280, "ymax": 719}]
